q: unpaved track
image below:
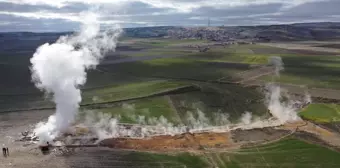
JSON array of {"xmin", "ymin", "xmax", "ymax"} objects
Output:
[
  {"xmin": 0, "ymin": 109, "xmax": 59, "ymax": 168},
  {"xmin": 232, "ymin": 65, "xmax": 340, "ymax": 100},
  {"xmin": 260, "ymin": 43, "xmax": 340, "ymax": 54}
]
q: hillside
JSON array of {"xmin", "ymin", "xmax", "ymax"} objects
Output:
[
  {"xmin": 1, "ymin": 22, "xmax": 340, "ymax": 56},
  {"xmin": 124, "ymin": 22, "xmax": 340, "ymax": 41}
]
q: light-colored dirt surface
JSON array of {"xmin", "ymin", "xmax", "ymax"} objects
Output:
[
  {"xmin": 0, "ymin": 110, "xmax": 68, "ymax": 168},
  {"xmin": 3, "ymin": 109, "xmax": 340, "ymax": 168},
  {"xmin": 279, "ymin": 120, "xmax": 340, "ymax": 148},
  {"xmin": 101, "ymin": 132, "xmax": 234, "ymax": 152},
  {"xmin": 232, "ymin": 64, "xmax": 340, "ymax": 100},
  {"xmin": 260, "ymin": 43, "xmax": 340, "ymax": 54},
  {"xmin": 235, "ymin": 66, "xmax": 275, "ymax": 84},
  {"xmin": 231, "ymin": 127, "xmax": 291, "ymax": 143}
]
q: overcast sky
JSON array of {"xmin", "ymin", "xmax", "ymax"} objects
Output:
[{"xmin": 0, "ymin": 0, "xmax": 339, "ymax": 32}]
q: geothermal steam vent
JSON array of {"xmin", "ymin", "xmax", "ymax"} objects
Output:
[{"xmin": 30, "ymin": 12, "xmax": 122, "ymax": 144}]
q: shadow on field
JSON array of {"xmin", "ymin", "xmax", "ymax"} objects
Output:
[
  {"xmin": 98, "ymin": 59, "xmax": 249, "ymax": 82},
  {"xmin": 170, "ymin": 83, "xmax": 268, "ymax": 122},
  {"xmin": 281, "ymin": 56, "xmax": 340, "ymax": 87},
  {"xmin": 64, "ymin": 148, "xmax": 206, "ymax": 168},
  {"xmin": 0, "ymin": 64, "xmax": 38, "ymax": 94}
]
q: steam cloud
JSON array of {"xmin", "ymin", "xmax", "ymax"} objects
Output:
[
  {"xmin": 265, "ymin": 84, "xmax": 300, "ymax": 124},
  {"xmin": 265, "ymin": 56, "xmax": 303, "ymax": 124},
  {"xmin": 76, "ymin": 56, "xmax": 309, "ymax": 141},
  {"xmin": 30, "ymin": 12, "xmax": 121, "ymax": 144}
]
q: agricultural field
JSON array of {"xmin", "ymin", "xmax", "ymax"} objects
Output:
[
  {"xmin": 170, "ymin": 83, "xmax": 268, "ymax": 123},
  {"xmin": 92, "ymin": 96, "xmax": 181, "ymax": 124},
  {"xmin": 83, "ymin": 82, "xmax": 268, "ymax": 126},
  {"xmin": 299, "ymin": 104, "xmax": 340, "ymax": 123},
  {"xmin": 98, "ymin": 57, "xmax": 248, "ymax": 82},
  {"xmin": 205, "ymin": 138, "xmax": 340, "ymax": 168},
  {"xmin": 82, "ymin": 80, "xmax": 188, "ymax": 104},
  {"xmin": 2, "ymin": 12, "xmax": 340, "ymax": 168},
  {"xmin": 64, "ymin": 148, "xmax": 207, "ymax": 168},
  {"xmin": 2, "ymin": 38, "xmax": 340, "ymax": 117}
]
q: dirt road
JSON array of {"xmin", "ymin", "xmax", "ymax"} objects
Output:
[{"xmin": 260, "ymin": 43, "xmax": 340, "ymax": 54}]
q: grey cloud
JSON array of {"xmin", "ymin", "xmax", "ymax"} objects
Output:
[
  {"xmin": 0, "ymin": 2, "xmax": 56, "ymax": 13},
  {"xmin": 0, "ymin": 14, "xmax": 79, "ymax": 32},
  {"xmin": 0, "ymin": 0, "xmax": 340, "ymax": 31},
  {"xmin": 116, "ymin": 1, "xmax": 172, "ymax": 15},
  {"xmin": 283, "ymin": 0, "xmax": 340, "ymax": 17},
  {"xmin": 192, "ymin": 3, "xmax": 283, "ymax": 17},
  {"xmin": 0, "ymin": 1, "xmax": 88, "ymax": 13}
]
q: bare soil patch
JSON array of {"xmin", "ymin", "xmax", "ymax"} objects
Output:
[
  {"xmin": 315, "ymin": 44, "xmax": 340, "ymax": 49},
  {"xmin": 317, "ymin": 122, "xmax": 340, "ymax": 134},
  {"xmin": 231, "ymin": 127, "xmax": 291, "ymax": 143},
  {"xmin": 100, "ymin": 132, "xmax": 234, "ymax": 152}
]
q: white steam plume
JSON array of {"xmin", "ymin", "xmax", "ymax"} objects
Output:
[
  {"xmin": 241, "ymin": 112, "xmax": 252, "ymax": 125},
  {"xmin": 265, "ymin": 84, "xmax": 300, "ymax": 124},
  {"xmin": 30, "ymin": 12, "xmax": 122, "ymax": 144},
  {"xmin": 265, "ymin": 56, "xmax": 301, "ymax": 124},
  {"xmin": 268, "ymin": 56, "xmax": 284, "ymax": 76}
]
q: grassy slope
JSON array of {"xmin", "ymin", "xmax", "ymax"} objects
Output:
[
  {"xmin": 96, "ymin": 96, "xmax": 180, "ymax": 124},
  {"xmin": 259, "ymin": 54, "xmax": 340, "ymax": 89},
  {"xmin": 82, "ymin": 80, "xmax": 188, "ymax": 104},
  {"xmin": 171, "ymin": 84, "xmax": 268, "ymax": 123},
  {"xmin": 88, "ymin": 150, "xmax": 207, "ymax": 168},
  {"xmin": 100, "ymin": 57, "xmax": 248, "ymax": 82},
  {"xmin": 188, "ymin": 44, "xmax": 273, "ymax": 64},
  {"xmin": 89, "ymin": 83, "xmax": 268, "ymax": 126},
  {"xmin": 208, "ymin": 138, "xmax": 340, "ymax": 168},
  {"xmin": 184, "ymin": 43, "xmax": 340, "ymax": 89},
  {"xmin": 124, "ymin": 152, "xmax": 207, "ymax": 168},
  {"xmin": 299, "ymin": 103, "xmax": 340, "ymax": 123}
]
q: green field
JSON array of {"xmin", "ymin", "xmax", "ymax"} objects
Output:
[
  {"xmin": 82, "ymin": 80, "xmax": 188, "ymax": 104},
  {"xmin": 100, "ymin": 57, "xmax": 248, "ymax": 82},
  {"xmin": 95, "ymin": 151, "xmax": 208, "ymax": 168},
  {"xmin": 299, "ymin": 103, "xmax": 340, "ymax": 123},
  {"xmin": 2, "ymin": 38, "xmax": 340, "ymax": 114},
  {"xmin": 86, "ymin": 82, "xmax": 269, "ymax": 126},
  {"xmin": 95, "ymin": 96, "xmax": 180, "ymax": 124},
  {"xmin": 129, "ymin": 48, "xmax": 194, "ymax": 57},
  {"xmin": 205, "ymin": 138, "xmax": 340, "ymax": 168},
  {"xmin": 130, "ymin": 152, "xmax": 207, "ymax": 168},
  {"xmin": 187, "ymin": 45, "xmax": 275, "ymax": 65},
  {"xmin": 131, "ymin": 38, "xmax": 207, "ymax": 47},
  {"xmin": 171, "ymin": 84, "xmax": 268, "ymax": 124},
  {"xmin": 258, "ymin": 54, "xmax": 340, "ymax": 89},
  {"xmin": 85, "ymin": 138, "xmax": 340, "ymax": 168}
]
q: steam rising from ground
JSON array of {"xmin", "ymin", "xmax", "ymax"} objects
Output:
[
  {"xmin": 79, "ymin": 56, "xmax": 309, "ymax": 140},
  {"xmin": 30, "ymin": 12, "xmax": 121, "ymax": 144},
  {"xmin": 30, "ymin": 35, "xmax": 310, "ymax": 143},
  {"xmin": 265, "ymin": 56, "xmax": 305, "ymax": 124},
  {"xmin": 265, "ymin": 84, "xmax": 300, "ymax": 124},
  {"xmin": 268, "ymin": 56, "xmax": 284, "ymax": 76}
]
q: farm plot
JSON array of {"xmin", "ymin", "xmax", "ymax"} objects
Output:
[
  {"xmin": 206, "ymin": 138, "xmax": 340, "ymax": 168},
  {"xmin": 64, "ymin": 148, "xmax": 207, "ymax": 168},
  {"xmin": 170, "ymin": 83, "xmax": 268, "ymax": 124},
  {"xmin": 91, "ymin": 96, "xmax": 181, "ymax": 124},
  {"xmin": 300, "ymin": 103, "xmax": 340, "ymax": 123},
  {"xmin": 82, "ymin": 80, "xmax": 188, "ymax": 105}
]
